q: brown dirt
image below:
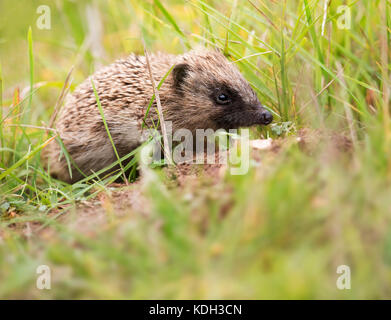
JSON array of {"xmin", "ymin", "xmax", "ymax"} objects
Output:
[{"xmin": 2, "ymin": 131, "xmax": 352, "ymax": 238}]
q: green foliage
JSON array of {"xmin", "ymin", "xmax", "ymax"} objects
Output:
[{"xmin": 0, "ymin": 0, "xmax": 390, "ymax": 299}]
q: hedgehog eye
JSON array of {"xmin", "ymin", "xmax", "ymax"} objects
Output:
[{"xmin": 216, "ymin": 93, "xmax": 231, "ymax": 105}]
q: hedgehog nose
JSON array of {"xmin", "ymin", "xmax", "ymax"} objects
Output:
[{"xmin": 259, "ymin": 109, "xmax": 273, "ymax": 125}]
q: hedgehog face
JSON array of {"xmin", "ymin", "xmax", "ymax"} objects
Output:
[
  {"xmin": 208, "ymin": 82, "xmax": 273, "ymax": 130},
  {"xmin": 172, "ymin": 50, "xmax": 273, "ymax": 132}
]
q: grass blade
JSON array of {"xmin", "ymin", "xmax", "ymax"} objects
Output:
[
  {"xmin": 0, "ymin": 136, "xmax": 56, "ymax": 181},
  {"xmin": 91, "ymin": 79, "xmax": 129, "ymax": 184}
]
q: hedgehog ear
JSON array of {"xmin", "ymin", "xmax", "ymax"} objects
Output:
[{"xmin": 172, "ymin": 63, "xmax": 189, "ymax": 89}]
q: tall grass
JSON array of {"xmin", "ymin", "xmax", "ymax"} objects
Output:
[{"xmin": 0, "ymin": 0, "xmax": 390, "ymax": 299}]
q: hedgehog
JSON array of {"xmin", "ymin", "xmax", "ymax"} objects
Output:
[{"xmin": 42, "ymin": 49, "xmax": 273, "ymax": 183}]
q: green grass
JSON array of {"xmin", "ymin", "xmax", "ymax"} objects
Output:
[{"xmin": 0, "ymin": 0, "xmax": 391, "ymax": 299}]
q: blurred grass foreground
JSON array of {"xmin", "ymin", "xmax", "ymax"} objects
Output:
[{"xmin": 0, "ymin": 0, "xmax": 391, "ymax": 299}]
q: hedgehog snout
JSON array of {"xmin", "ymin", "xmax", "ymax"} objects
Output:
[
  {"xmin": 255, "ymin": 106, "xmax": 273, "ymax": 125},
  {"xmin": 260, "ymin": 109, "xmax": 273, "ymax": 125}
]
